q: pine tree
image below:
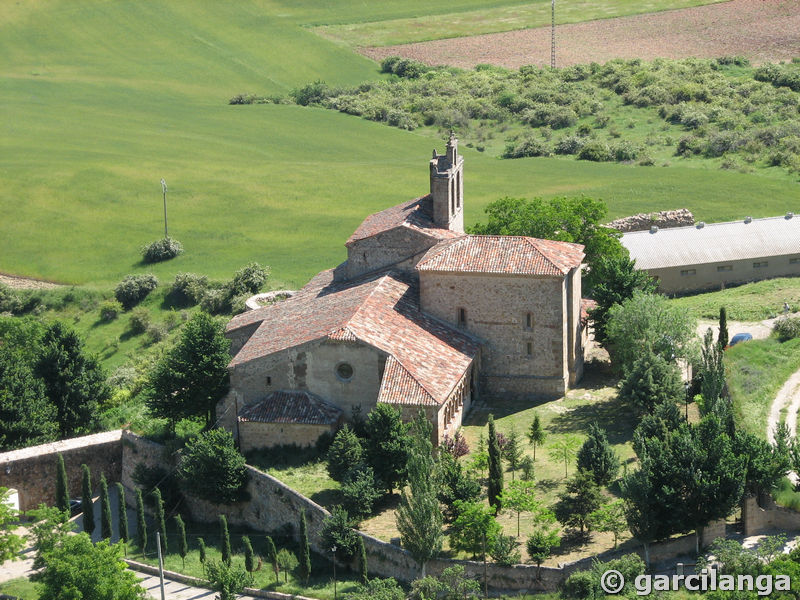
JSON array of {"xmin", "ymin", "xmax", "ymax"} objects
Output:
[
  {"xmin": 175, "ymin": 515, "xmax": 188, "ymax": 569},
  {"xmin": 502, "ymin": 428, "xmax": 523, "ymax": 480},
  {"xmin": 219, "ymin": 515, "xmax": 231, "ymax": 566},
  {"xmin": 136, "ymin": 489, "xmax": 147, "ymax": 557},
  {"xmin": 265, "ymin": 535, "xmax": 278, "ymax": 583},
  {"xmin": 576, "ymin": 423, "xmax": 620, "ymax": 486},
  {"xmin": 81, "ymin": 464, "xmax": 95, "ymax": 536},
  {"xmin": 116, "ymin": 483, "xmax": 129, "ymax": 547},
  {"xmin": 55, "ymin": 454, "xmax": 69, "ymax": 514},
  {"xmin": 198, "ymin": 537, "xmax": 207, "ymax": 574},
  {"xmin": 553, "ymin": 470, "xmax": 603, "ymax": 537},
  {"xmin": 99, "ymin": 474, "xmax": 112, "ymax": 540},
  {"xmin": 718, "ymin": 306, "xmax": 729, "ymax": 349},
  {"xmin": 299, "ymin": 509, "xmax": 311, "ymax": 584},
  {"xmin": 153, "ymin": 488, "xmax": 167, "ymax": 554},
  {"xmin": 326, "ymin": 425, "xmax": 363, "ymax": 482},
  {"xmin": 527, "ymin": 413, "xmax": 546, "ymax": 461},
  {"xmin": 487, "ymin": 414, "xmax": 504, "ymax": 510},
  {"xmin": 358, "ymin": 536, "xmax": 368, "ymax": 584},
  {"xmin": 242, "ymin": 535, "xmax": 255, "ymax": 574}
]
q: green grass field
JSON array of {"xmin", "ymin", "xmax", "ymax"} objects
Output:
[
  {"xmin": 671, "ymin": 277, "xmax": 800, "ymax": 321},
  {"xmin": 2, "ymin": 0, "xmax": 799, "ymax": 287}
]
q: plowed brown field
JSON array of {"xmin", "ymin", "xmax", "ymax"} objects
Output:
[{"xmin": 361, "ymin": 0, "xmax": 800, "ymax": 69}]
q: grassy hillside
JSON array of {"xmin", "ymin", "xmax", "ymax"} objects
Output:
[{"xmin": 2, "ymin": 0, "xmax": 798, "ymax": 287}]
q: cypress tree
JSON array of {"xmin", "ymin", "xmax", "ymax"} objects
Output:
[
  {"xmin": 175, "ymin": 515, "xmax": 188, "ymax": 569},
  {"xmin": 99, "ymin": 474, "xmax": 112, "ymax": 540},
  {"xmin": 219, "ymin": 515, "xmax": 231, "ymax": 566},
  {"xmin": 299, "ymin": 509, "xmax": 311, "ymax": 584},
  {"xmin": 136, "ymin": 489, "xmax": 147, "ymax": 557},
  {"xmin": 487, "ymin": 414, "xmax": 504, "ymax": 511},
  {"xmin": 116, "ymin": 483, "xmax": 129, "ymax": 551},
  {"xmin": 243, "ymin": 535, "xmax": 255, "ymax": 574},
  {"xmin": 81, "ymin": 464, "xmax": 95, "ymax": 535},
  {"xmin": 576, "ymin": 423, "xmax": 620, "ymax": 486},
  {"xmin": 153, "ymin": 488, "xmax": 167, "ymax": 554},
  {"xmin": 718, "ymin": 306, "xmax": 729, "ymax": 349},
  {"xmin": 265, "ymin": 535, "xmax": 278, "ymax": 582},
  {"xmin": 198, "ymin": 537, "xmax": 207, "ymax": 574},
  {"xmin": 358, "ymin": 535, "xmax": 368, "ymax": 584},
  {"xmin": 55, "ymin": 454, "xmax": 69, "ymax": 514}
]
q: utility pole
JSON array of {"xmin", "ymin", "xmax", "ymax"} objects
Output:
[
  {"xmin": 161, "ymin": 178, "xmax": 168, "ymax": 239},
  {"xmin": 156, "ymin": 532, "xmax": 166, "ymax": 600},
  {"xmin": 331, "ymin": 546, "xmax": 337, "ymax": 600},
  {"xmin": 551, "ymin": 0, "xmax": 556, "ymax": 69}
]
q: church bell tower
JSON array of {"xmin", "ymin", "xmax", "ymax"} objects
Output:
[{"xmin": 429, "ymin": 132, "xmax": 464, "ymax": 233}]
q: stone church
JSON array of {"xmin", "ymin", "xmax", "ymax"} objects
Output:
[{"xmin": 219, "ymin": 135, "xmax": 586, "ymax": 450}]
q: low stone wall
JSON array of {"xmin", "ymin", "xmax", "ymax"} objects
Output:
[
  {"xmin": 607, "ymin": 209, "xmax": 695, "ymax": 233},
  {"xmin": 743, "ymin": 495, "xmax": 800, "ymax": 536},
  {"xmin": 0, "ymin": 430, "xmax": 123, "ymax": 511}
]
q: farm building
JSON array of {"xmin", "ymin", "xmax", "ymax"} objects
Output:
[
  {"xmin": 218, "ymin": 135, "xmax": 586, "ymax": 450},
  {"xmin": 622, "ymin": 214, "xmax": 800, "ymax": 294}
]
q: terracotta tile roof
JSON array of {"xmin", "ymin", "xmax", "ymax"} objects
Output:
[
  {"xmin": 378, "ymin": 356, "xmax": 437, "ymax": 406},
  {"xmin": 228, "ymin": 270, "xmax": 479, "ymax": 406},
  {"xmin": 238, "ymin": 390, "xmax": 342, "ymax": 425},
  {"xmin": 416, "ymin": 235, "xmax": 584, "ymax": 276},
  {"xmin": 346, "ymin": 195, "xmax": 463, "ymax": 245},
  {"xmin": 581, "ymin": 298, "xmax": 597, "ymax": 326}
]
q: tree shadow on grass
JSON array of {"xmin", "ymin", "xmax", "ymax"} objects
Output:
[
  {"xmin": 548, "ymin": 395, "xmax": 636, "ymax": 448},
  {"xmin": 309, "ymin": 489, "xmax": 343, "ymax": 510}
]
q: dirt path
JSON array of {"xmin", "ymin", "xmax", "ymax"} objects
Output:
[
  {"xmin": 0, "ymin": 273, "xmax": 60, "ymax": 290},
  {"xmin": 362, "ymin": 0, "xmax": 800, "ymax": 69},
  {"xmin": 767, "ymin": 369, "xmax": 800, "ymax": 445}
]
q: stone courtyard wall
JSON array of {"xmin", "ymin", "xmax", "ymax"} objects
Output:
[{"xmin": 607, "ymin": 209, "xmax": 695, "ymax": 233}]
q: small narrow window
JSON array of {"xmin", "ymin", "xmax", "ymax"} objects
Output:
[
  {"xmin": 526, "ymin": 313, "xmax": 533, "ymax": 329},
  {"xmin": 680, "ymin": 269, "xmax": 696, "ymax": 276},
  {"xmin": 266, "ymin": 376, "xmax": 271, "ymax": 386},
  {"xmin": 526, "ymin": 342, "xmax": 533, "ymax": 356},
  {"xmin": 717, "ymin": 265, "xmax": 732, "ymax": 272},
  {"xmin": 458, "ymin": 307, "xmax": 466, "ymax": 326},
  {"xmin": 753, "ymin": 261, "xmax": 768, "ymax": 269},
  {"xmin": 791, "ymin": 257, "xmax": 800, "ymax": 264}
]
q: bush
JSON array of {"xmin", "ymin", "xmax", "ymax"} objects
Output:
[
  {"xmin": 561, "ymin": 570, "xmax": 596, "ymax": 599},
  {"xmin": 98, "ymin": 300, "xmax": 123, "ymax": 322},
  {"xmin": 178, "ymin": 429, "xmax": 249, "ymax": 504},
  {"xmin": 554, "ymin": 135, "xmax": 585, "ymax": 155},
  {"xmin": 170, "ymin": 273, "xmax": 208, "ymax": 306},
  {"xmin": 774, "ymin": 317, "xmax": 800, "ymax": 342},
  {"xmin": 578, "ymin": 140, "xmax": 611, "ymax": 162},
  {"xmin": 612, "ymin": 140, "xmax": 638, "ymax": 161},
  {"xmin": 127, "ymin": 308, "xmax": 151, "ymax": 335},
  {"xmin": 290, "ymin": 80, "xmax": 332, "ymax": 106},
  {"xmin": 200, "ymin": 288, "xmax": 229, "ymax": 314},
  {"xmin": 503, "ymin": 137, "xmax": 551, "ymax": 159},
  {"xmin": 229, "ymin": 262, "xmax": 270, "ymax": 296},
  {"xmin": 114, "ymin": 274, "xmax": 158, "ymax": 309},
  {"xmin": 0, "ymin": 284, "xmax": 20, "ymax": 313},
  {"xmin": 141, "ymin": 238, "xmax": 183, "ymax": 264}
]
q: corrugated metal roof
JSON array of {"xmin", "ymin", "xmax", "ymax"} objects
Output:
[{"xmin": 622, "ymin": 215, "xmax": 800, "ymax": 270}]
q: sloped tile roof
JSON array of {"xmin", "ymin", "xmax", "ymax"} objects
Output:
[
  {"xmin": 346, "ymin": 195, "xmax": 463, "ymax": 245},
  {"xmin": 238, "ymin": 390, "xmax": 342, "ymax": 425},
  {"xmin": 416, "ymin": 235, "xmax": 584, "ymax": 276},
  {"xmin": 228, "ymin": 270, "xmax": 479, "ymax": 406},
  {"xmin": 377, "ymin": 356, "xmax": 438, "ymax": 406}
]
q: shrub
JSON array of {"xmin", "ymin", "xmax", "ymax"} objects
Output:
[
  {"xmin": 290, "ymin": 80, "xmax": 332, "ymax": 106},
  {"xmin": 578, "ymin": 140, "xmax": 611, "ymax": 162},
  {"xmin": 170, "ymin": 273, "xmax": 208, "ymax": 306},
  {"xmin": 774, "ymin": 317, "xmax": 800, "ymax": 342},
  {"xmin": 554, "ymin": 135, "xmax": 585, "ymax": 155},
  {"xmin": 547, "ymin": 107, "xmax": 578, "ymax": 129},
  {"xmin": 98, "ymin": 300, "xmax": 123, "ymax": 322},
  {"xmin": 612, "ymin": 140, "xmax": 638, "ymax": 162},
  {"xmin": 178, "ymin": 429, "xmax": 249, "ymax": 504},
  {"xmin": 0, "ymin": 284, "xmax": 21, "ymax": 313},
  {"xmin": 503, "ymin": 137, "xmax": 551, "ymax": 159},
  {"xmin": 114, "ymin": 274, "xmax": 158, "ymax": 309},
  {"xmin": 200, "ymin": 288, "xmax": 229, "ymax": 314},
  {"xmin": 561, "ymin": 570, "xmax": 596, "ymax": 599},
  {"xmin": 228, "ymin": 262, "xmax": 270, "ymax": 297},
  {"xmin": 141, "ymin": 238, "xmax": 183, "ymax": 264},
  {"xmin": 127, "ymin": 308, "xmax": 151, "ymax": 335}
]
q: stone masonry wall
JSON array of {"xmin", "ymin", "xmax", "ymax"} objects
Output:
[
  {"xmin": 0, "ymin": 430, "xmax": 123, "ymax": 511},
  {"xmin": 607, "ymin": 209, "xmax": 695, "ymax": 233}
]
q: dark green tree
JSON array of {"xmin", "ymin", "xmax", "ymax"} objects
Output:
[
  {"xmin": 178, "ymin": 429, "xmax": 248, "ymax": 504},
  {"xmin": 35, "ymin": 322, "xmax": 109, "ymax": 438},
  {"xmin": 364, "ymin": 403, "xmax": 410, "ymax": 493},
  {"xmin": 734, "ymin": 430, "xmax": 789, "ymax": 502},
  {"xmin": 136, "ymin": 489, "xmax": 147, "ymax": 557},
  {"xmin": 153, "ymin": 488, "xmax": 167, "ymax": 554},
  {"xmin": 358, "ymin": 535, "xmax": 368, "ymax": 584},
  {"xmin": 620, "ymin": 465, "xmax": 672, "ymax": 569},
  {"xmin": 502, "ymin": 427, "xmax": 523, "ymax": 480},
  {"xmin": 340, "ymin": 466, "xmax": 381, "ymax": 521},
  {"xmin": 618, "ymin": 351, "xmax": 684, "ymax": 414},
  {"xmin": 100, "ymin": 474, "xmax": 112, "ymax": 540},
  {"xmin": 700, "ymin": 328, "xmax": 726, "ymax": 411},
  {"xmin": 0, "ymin": 348, "xmax": 57, "ymax": 450},
  {"xmin": 265, "ymin": 535, "xmax": 278, "ymax": 582},
  {"xmin": 320, "ymin": 506, "xmax": 360, "ymax": 561},
  {"xmin": 116, "ymin": 483, "xmax": 129, "ymax": 546},
  {"xmin": 553, "ymin": 470, "xmax": 603, "ymax": 537},
  {"xmin": 80, "ymin": 464, "xmax": 95, "ymax": 536},
  {"xmin": 326, "ymin": 425, "xmax": 364, "ymax": 482},
  {"xmin": 242, "ymin": 535, "xmax": 255, "ymax": 575},
  {"xmin": 198, "ymin": 537, "xmax": 207, "ymax": 574},
  {"xmin": 632, "ymin": 400, "xmax": 684, "ymax": 456},
  {"xmin": 219, "ymin": 515, "xmax": 231, "ymax": 566},
  {"xmin": 526, "ymin": 527, "xmax": 561, "ymax": 580},
  {"xmin": 527, "ymin": 413, "xmax": 546, "ymax": 461},
  {"xmin": 576, "ymin": 423, "xmax": 620, "ymax": 486},
  {"xmin": 175, "ymin": 515, "xmax": 188, "ymax": 569},
  {"xmin": 55, "ymin": 454, "xmax": 69, "ymax": 514},
  {"xmin": 396, "ymin": 413, "xmax": 443, "ymax": 577},
  {"xmin": 520, "ymin": 456, "xmax": 535, "ymax": 481},
  {"xmin": 718, "ymin": 306, "xmax": 729, "ymax": 349},
  {"xmin": 206, "ymin": 559, "xmax": 250, "ymax": 600},
  {"xmin": 487, "ymin": 414, "xmax": 504, "ymax": 510},
  {"xmin": 437, "ymin": 451, "xmax": 481, "ymax": 522},
  {"xmin": 299, "ymin": 509, "xmax": 311, "ymax": 584},
  {"xmin": 587, "ymin": 255, "xmax": 658, "ymax": 348},
  {"xmin": 144, "ymin": 312, "xmax": 230, "ymax": 431}
]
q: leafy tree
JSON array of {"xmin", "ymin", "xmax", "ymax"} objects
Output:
[
  {"xmin": 500, "ymin": 479, "xmax": 546, "ymax": 538},
  {"xmin": 206, "ymin": 558, "xmax": 251, "ymax": 599},
  {"xmin": 242, "ymin": 535, "xmax": 255, "ymax": 575},
  {"xmin": 136, "ymin": 489, "xmax": 147, "ymax": 557},
  {"xmin": 632, "ymin": 400, "xmax": 684, "ymax": 457},
  {"xmin": 198, "ymin": 537, "xmax": 207, "ymax": 574},
  {"xmin": 80, "ymin": 464, "xmax": 95, "ymax": 536},
  {"xmin": 365, "ymin": 404, "xmax": 410, "ymax": 493},
  {"xmin": 276, "ymin": 549, "xmax": 298, "ymax": 583},
  {"xmin": 396, "ymin": 413, "xmax": 443, "ymax": 576},
  {"xmin": 327, "ymin": 425, "xmax": 364, "ymax": 482},
  {"xmin": 618, "ymin": 351, "xmax": 684, "ymax": 414},
  {"xmin": 526, "ymin": 527, "xmax": 561, "ymax": 580},
  {"xmin": 487, "ymin": 414, "xmax": 504, "ymax": 510},
  {"xmin": 358, "ymin": 535, "xmax": 368, "ymax": 584},
  {"xmin": 576, "ymin": 423, "xmax": 620, "ymax": 486},
  {"xmin": 178, "ymin": 429, "xmax": 248, "ymax": 503},
  {"xmin": 145, "ymin": 312, "xmax": 230, "ymax": 431},
  {"xmin": 265, "ymin": 536, "xmax": 278, "ymax": 582},
  {"xmin": 345, "ymin": 577, "xmax": 405, "ymax": 600},
  {"xmin": 32, "ymin": 533, "xmax": 146, "ymax": 600},
  {"xmin": 553, "ymin": 470, "xmax": 603, "ymax": 537},
  {"xmin": 26, "ymin": 504, "xmax": 73, "ymax": 569},
  {"xmin": 100, "ymin": 474, "xmax": 112, "ymax": 540},
  {"xmin": 437, "ymin": 565, "xmax": 481, "ymax": 600},
  {"xmin": 55, "ymin": 454, "xmax": 69, "ymax": 514},
  {"xmin": 0, "ymin": 348, "xmax": 56, "ymax": 450},
  {"xmin": 116, "ymin": 483, "xmax": 129, "ymax": 546},
  {"xmin": 35, "ymin": 322, "xmax": 109, "ymax": 437},
  {"xmin": 0, "ymin": 488, "xmax": 24, "ymax": 564},
  {"xmin": 152, "ymin": 488, "xmax": 167, "ymax": 554},
  {"xmin": 549, "ymin": 435, "xmax": 581, "ymax": 478},
  {"xmin": 502, "ymin": 427, "xmax": 523, "ymax": 480},
  {"xmin": 605, "ymin": 291, "xmax": 696, "ymax": 373},
  {"xmin": 527, "ymin": 413, "xmax": 546, "ymax": 461},
  {"xmin": 341, "ymin": 466, "xmax": 381, "ymax": 521},
  {"xmin": 718, "ymin": 306, "xmax": 729, "ymax": 349},
  {"xmin": 449, "ymin": 501, "xmax": 501, "ymax": 560},
  {"xmin": 299, "ymin": 509, "xmax": 311, "ymax": 584},
  {"xmin": 590, "ymin": 500, "xmax": 628, "ymax": 548},
  {"xmin": 219, "ymin": 515, "xmax": 232, "ymax": 566},
  {"xmin": 437, "ymin": 451, "xmax": 481, "ymax": 522},
  {"xmin": 735, "ymin": 430, "xmax": 789, "ymax": 501},
  {"xmin": 587, "ymin": 255, "xmax": 657, "ymax": 348},
  {"xmin": 321, "ymin": 506, "xmax": 360, "ymax": 561},
  {"xmin": 176, "ymin": 515, "xmax": 188, "ymax": 569},
  {"xmin": 489, "ymin": 534, "xmax": 521, "ymax": 566},
  {"xmin": 519, "ymin": 456, "xmax": 535, "ymax": 481}
]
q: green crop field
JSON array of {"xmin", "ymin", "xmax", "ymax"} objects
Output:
[{"xmin": 2, "ymin": 0, "xmax": 798, "ymax": 287}]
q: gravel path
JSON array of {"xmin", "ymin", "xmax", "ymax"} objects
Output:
[
  {"xmin": 0, "ymin": 273, "xmax": 60, "ymax": 290},
  {"xmin": 362, "ymin": 0, "xmax": 800, "ymax": 69},
  {"xmin": 767, "ymin": 369, "xmax": 800, "ymax": 445}
]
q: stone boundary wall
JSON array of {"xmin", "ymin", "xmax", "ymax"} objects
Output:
[
  {"xmin": 743, "ymin": 495, "xmax": 800, "ymax": 536},
  {"xmin": 0, "ymin": 430, "xmax": 123, "ymax": 511},
  {"xmin": 607, "ymin": 209, "xmax": 695, "ymax": 233}
]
